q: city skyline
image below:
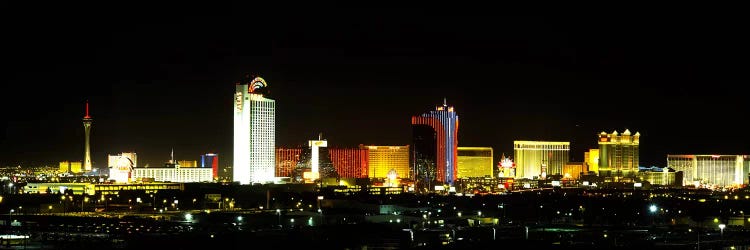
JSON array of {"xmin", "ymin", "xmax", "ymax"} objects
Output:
[{"xmin": 3, "ymin": 5, "xmax": 748, "ymax": 168}]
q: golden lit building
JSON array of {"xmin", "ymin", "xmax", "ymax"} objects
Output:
[
  {"xmin": 667, "ymin": 155, "xmax": 749, "ymax": 187},
  {"xmin": 513, "ymin": 141, "xmax": 570, "ymax": 179},
  {"xmin": 562, "ymin": 162, "xmax": 585, "ymax": 180},
  {"xmin": 456, "ymin": 147, "xmax": 493, "ymax": 178},
  {"xmin": 584, "ymin": 149, "xmax": 599, "ymax": 173},
  {"xmin": 177, "ymin": 160, "xmax": 197, "ymax": 168},
  {"xmin": 638, "ymin": 168, "xmax": 682, "ymax": 186},
  {"xmin": 363, "ymin": 145, "xmax": 410, "ymax": 179},
  {"xmin": 598, "ymin": 129, "xmax": 639, "ymax": 181},
  {"xmin": 58, "ymin": 161, "xmax": 83, "ymax": 173}
]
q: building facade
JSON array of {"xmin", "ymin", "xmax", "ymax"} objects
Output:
[
  {"xmin": 233, "ymin": 76, "xmax": 275, "ymax": 184},
  {"xmin": 667, "ymin": 155, "xmax": 749, "ymax": 187},
  {"xmin": 330, "ymin": 148, "xmax": 369, "ymax": 178},
  {"xmin": 513, "ymin": 141, "xmax": 570, "ymax": 179},
  {"xmin": 563, "ymin": 162, "xmax": 585, "ymax": 180},
  {"xmin": 597, "ymin": 129, "xmax": 640, "ymax": 180},
  {"xmin": 200, "ymin": 153, "xmax": 219, "ymax": 180},
  {"xmin": 364, "ymin": 145, "xmax": 410, "ymax": 179},
  {"xmin": 58, "ymin": 161, "xmax": 83, "ymax": 173},
  {"xmin": 411, "ymin": 99, "xmax": 459, "ymax": 186},
  {"xmin": 276, "ymin": 148, "xmax": 302, "ymax": 178},
  {"xmin": 177, "ymin": 160, "xmax": 197, "ymax": 168},
  {"xmin": 107, "ymin": 152, "xmax": 137, "ymax": 183},
  {"xmin": 584, "ymin": 149, "xmax": 599, "ymax": 173},
  {"xmin": 132, "ymin": 163, "xmax": 213, "ymax": 183},
  {"xmin": 456, "ymin": 147, "xmax": 493, "ymax": 178}
]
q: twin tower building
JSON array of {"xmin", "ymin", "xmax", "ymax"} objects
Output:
[{"xmin": 232, "ymin": 75, "xmax": 460, "ymax": 186}]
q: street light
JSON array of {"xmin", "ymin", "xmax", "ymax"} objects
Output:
[
  {"xmin": 276, "ymin": 209, "xmax": 281, "ymax": 227},
  {"xmin": 9, "ymin": 209, "xmax": 14, "ymax": 225},
  {"xmin": 718, "ymin": 224, "xmax": 726, "ymax": 239}
]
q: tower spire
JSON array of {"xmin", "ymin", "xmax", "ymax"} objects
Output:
[
  {"xmin": 84, "ymin": 100, "xmax": 91, "ymax": 119},
  {"xmin": 443, "ymin": 97, "xmax": 447, "ymax": 107},
  {"xmin": 171, "ymin": 148, "xmax": 174, "ymax": 164}
]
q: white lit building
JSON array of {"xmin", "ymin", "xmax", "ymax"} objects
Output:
[
  {"xmin": 132, "ymin": 163, "xmax": 213, "ymax": 183},
  {"xmin": 667, "ymin": 154, "xmax": 749, "ymax": 187},
  {"xmin": 233, "ymin": 76, "xmax": 276, "ymax": 184},
  {"xmin": 107, "ymin": 152, "xmax": 137, "ymax": 183}
]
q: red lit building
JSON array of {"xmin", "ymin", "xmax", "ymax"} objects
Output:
[
  {"xmin": 329, "ymin": 148, "xmax": 369, "ymax": 178},
  {"xmin": 276, "ymin": 148, "xmax": 302, "ymax": 178},
  {"xmin": 411, "ymin": 99, "xmax": 459, "ymax": 186}
]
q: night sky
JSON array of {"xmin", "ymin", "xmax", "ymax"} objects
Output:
[{"xmin": 2, "ymin": 4, "xmax": 748, "ymax": 168}]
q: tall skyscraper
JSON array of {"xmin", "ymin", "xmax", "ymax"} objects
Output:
[
  {"xmin": 411, "ymin": 98, "xmax": 459, "ymax": 187},
  {"xmin": 233, "ymin": 75, "xmax": 276, "ymax": 184},
  {"xmin": 82, "ymin": 101, "xmax": 93, "ymax": 172},
  {"xmin": 598, "ymin": 129, "xmax": 640, "ymax": 180}
]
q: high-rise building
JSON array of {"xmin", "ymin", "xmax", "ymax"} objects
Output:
[
  {"xmin": 330, "ymin": 148, "xmax": 369, "ymax": 178},
  {"xmin": 201, "ymin": 153, "xmax": 219, "ymax": 180},
  {"xmin": 456, "ymin": 147, "xmax": 493, "ymax": 178},
  {"xmin": 584, "ymin": 149, "xmax": 600, "ymax": 173},
  {"xmin": 513, "ymin": 141, "xmax": 570, "ymax": 179},
  {"xmin": 308, "ymin": 137, "xmax": 328, "ymax": 181},
  {"xmin": 364, "ymin": 145, "xmax": 410, "ymax": 179},
  {"xmin": 233, "ymin": 75, "xmax": 275, "ymax": 185},
  {"xmin": 667, "ymin": 155, "xmax": 749, "ymax": 187},
  {"xmin": 411, "ymin": 99, "xmax": 459, "ymax": 186},
  {"xmin": 598, "ymin": 129, "xmax": 640, "ymax": 180},
  {"xmin": 82, "ymin": 101, "xmax": 93, "ymax": 172}
]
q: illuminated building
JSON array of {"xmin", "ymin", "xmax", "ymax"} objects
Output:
[
  {"xmin": 637, "ymin": 167, "xmax": 682, "ymax": 186},
  {"xmin": 456, "ymin": 147, "xmax": 493, "ymax": 178},
  {"xmin": 107, "ymin": 152, "xmax": 137, "ymax": 183},
  {"xmin": 364, "ymin": 145, "xmax": 410, "ymax": 179},
  {"xmin": 667, "ymin": 155, "xmax": 749, "ymax": 187},
  {"xmin": 330, "ymin": 148, "xmax": 369, "ymax": 178},
  {"xmin": 23, "ymin": 182, "xmax": 96, "ymax": 195},
  {"xmin": 200, "ymin": 153, "xmax": 219, "ymax": 180},
  {"xmin": 58, "ymin": 161, "xmax": 68, "ymax": 173},
  {"xmin": 562, "ymin": 162, "xmax": 584, "ymax": 180},
  {"xmin": 584, "ymin": 149, "xmax": 599, "ymax": 173},
  {"xmin": 82, "ymin": 101, "xmax": 93, "ymax": 172},
  {"xmin": 597, "ymin": 129, "xmax": 640, "ymax": 181},
  {"xmin": 177, "ymin": 160, "xmax": 197, "ymax": 168},
  {"xmin": 308, "ymin": 137, "xmax": 328, "ymax": 181},
  {"xmin": 497, "ymin": 154, "xmax": 516, "ymax": 178},
  {"xmin": 132, "ymin": 162, "xmax": 212, "ymax": 183},
  {"xmin": 276, "ymin": 148, "xmax": 302, "ymax": 178},
  {"xmin": 513, "ymin": 141, "xmax": 570, "ymax": 179},
  {"xmin": 411, "ymin": 98, "xmax": 459, "ymax": 186},
  {"xmin": 233, "ymin": 75, "xmax": 275, "ymax": 184}
]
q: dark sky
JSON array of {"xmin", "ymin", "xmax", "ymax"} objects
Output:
[{"xmin": 2, "ymin": 4, "xmax": 748, "ymax": 168}]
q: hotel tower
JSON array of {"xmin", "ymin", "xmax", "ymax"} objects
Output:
[
  {"xmin": 82, "ymin": 101, "xmax": 93, "ymax": 172},
  {"xmin": 411, "ymin": 98, "xmax": 459, "ymax": 187},
  {"xmin": 233, "ymin": 75, "xmax": 276, "ymax": 184}
]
